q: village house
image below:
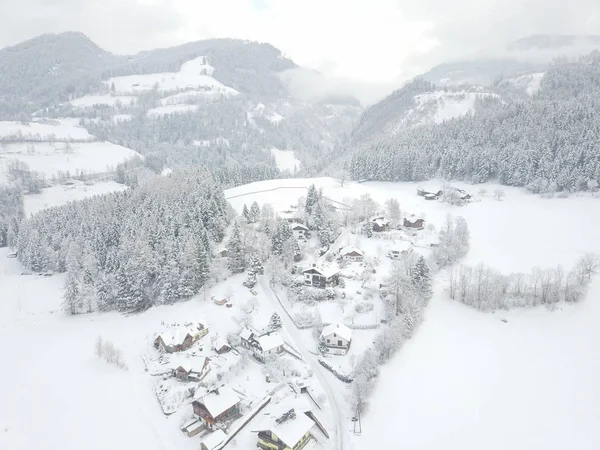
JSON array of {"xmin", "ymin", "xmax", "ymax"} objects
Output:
[
  {"xmin": 446, "ymin": 186, "xmax": 471, "ymax": 200},
  {"xmin": 212, "ymin": 336, "xmax": 231, "ymax": 354},
  {"xmin": 278, "ymin": 208, "xmax": 304, "ymax": 224},
  {"xmin": 154, "ymin": 321, "xmax": 208, "ymax": 353},
  {"xmin": 303, "ymin": 265, "xmax": 340, "ymax": 289},
  {"xmin": 320, "ymin": 323, "xmax": 352, "ymax": 355},
  {"xmin": 214, "ymin": 247, "xmax": 228, "ymax": 258},
  {"xmin": 239, "ymin": 330, "xmax": 284, "ymax": 362},
  {"xmin": 290, "ymin": 223, "xmax": 309, "ymax": 240},
  {"xmin": 417, "ymin": 186, "xmax": 443, "ymax": 199},
  {"xmin": 404, "ymin": 217, "xmax": 425, "ymax": 229},
  {"xmin": 174, "ymin": 357, "xmax": 211, "ymax": 382},
  {"xmin": 339, "ymin": 246, "xmax": 364, "ymax": 262},
  {"xmin": 192, "ymin": 386, "xmax": 240, "ymax": 429},
  {"xmin": 371, "ymin": 216, "xmax": 390, "ymax": 232},
  {"xmin": 255, "ymin": 408, "xmax": 315, "ymax": 450},
  {"xmin": 388, "ymin": 240, "xmax": 413, "ymax": 259}
]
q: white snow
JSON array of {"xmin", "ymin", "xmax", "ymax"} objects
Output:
[
  {"xmin": 23, "ymin": 180, "xmax": 128, "ymax": 216},
  {"xmin": 107, "ymin": 56, "xmax": 239, "ymax": 95},
  {"xmin": 0, "ymin": 141, "xmax": 141, "ymax": 180},
  {"xmin": 70, "ymin": 95, "xmax": 136, "ymax": 108},
  {"xmin": 0, "ymin": 120, "xmax": 94, "ymax": 141},
  {"xmin": 192, "ymin": 138, "xmax": 230, "ymax": 148},
  {"xmin": 271, "ymin": 148, "xmax": 301, "ymax": 173},
  {"xmin": 256, "ymin": 406, "xmax": 314, "ymax": 448},
  {"xmin": 413, "ymin": 91, "xmax": 500, "ymax": 125},
  {"xmin": 147, "ymin": 104, "xmax": 198, "ymax": 117},
  {"xmin": 199, "ymin": 429, "xmax": 226, "ymax": 450}
]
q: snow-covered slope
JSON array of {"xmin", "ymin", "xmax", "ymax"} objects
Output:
[
  {"xmin": 270, "ymin": 148, "xmax": 300, "ymax": 173},
  {"xmin": 107, "ymin": 56, "xmax": 239, "ymax": 96},
  {"xmin": 147, "ymin": 104, "xmax": 198, "ymax": 117},
  {"xmin": 501, "ymin": 72, "xmax": 545, "ymax": 95},
  {"xmin": 0, "ymin": 120, "xmax": 94, "ymax": 141},
  {"xmin": 0, "ymin": 141, "xmax": 140, "ymax": 179}
]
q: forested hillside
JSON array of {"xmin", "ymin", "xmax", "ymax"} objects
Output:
[
  {"xmin": 16, "ymin": 169, "xmax": 228, "ymax": 312},
  {"xmin": 344, "ymin": 52, "xmax": 600, "ymax": 192}
]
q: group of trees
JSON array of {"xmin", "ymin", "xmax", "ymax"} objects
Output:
[
  {"xmin": 0, "ymin": 185, "xmax": 24, "ymax": 248},
  {"xmin": 15, "ymin": 169, "xmax": 229, "ymax": 313},
  {"xmin": 346, "ymin": 52, "xmax": 600, "ymax": 193},
  {"xmin": 448, "ymin": 253, "xmax": 600, "ymax": 311},
  {"xmin": 351, "ymin": 254, "xmax": 434, "ymax": 414},
  {"xmin": 432, "ymin": 215, "xmax": 470, "ymax": 268}
]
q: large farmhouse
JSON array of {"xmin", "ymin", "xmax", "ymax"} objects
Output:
[
  {"xmin": 255, "ymin": 408, "xmax": 315, "ymax": 450},
  {"xmin": 154, "ymin": 322, "xmax": 208, "ymax": 353}
]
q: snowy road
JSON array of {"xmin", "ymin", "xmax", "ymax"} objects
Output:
[{"xmin": 258, "ymin": 277, "xmax": 348, "ymax": 450}]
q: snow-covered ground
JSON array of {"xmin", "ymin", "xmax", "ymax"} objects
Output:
[
  {"xmin": 0, "ymin": 141, "xmax": 141, "ymax": 180},
  {"xmin": 107, "ymin": 56, "xmax": 239, "ymax": 95},
  {"xmin": 270, "ymin": 148, "xmax": 301, "ymax": 173},
  {"xmin": 147, "ymin": 104, "xmax": 199, "ymax": 117},
  {"xmin": 70, "ymin": 94, "xmax": 136, "ymax": 108},
  {"xmin": 0, "ymin": 120, "xmax": 94, "ymax": 141},
  {"xmin": 23, "ymin": 180, "xmax": 129, "ymax": 216},
  {"xmin": 410, "ymin": 91, "xmax": 500, "ymax": 125}
]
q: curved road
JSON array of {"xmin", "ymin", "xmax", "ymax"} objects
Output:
[{"xmin": 259, "ymin": 277, "xmax": 348, "ymax": 450}]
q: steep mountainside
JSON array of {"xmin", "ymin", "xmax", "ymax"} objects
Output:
[{"xmin": 339, "ymin": 52, "xmax": 600, "ymax": 192}]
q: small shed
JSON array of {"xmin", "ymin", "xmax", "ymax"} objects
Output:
[
  {"xmin": 339, "ymin": 246, "xmax": 364, "ymax": 262},
  {"xmin": 200, "ymin": 429, "xmax": 227, "ymax": 450}
]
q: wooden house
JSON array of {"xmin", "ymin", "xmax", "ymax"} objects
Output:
[
  {"xmin": 192, "ymin": 386, "xmax": 240, "ymax": 428},
  {"xmin": 255, "ymin": 408, "xmax": 315, "ymax": 450},
  {"xmin": 417, "ymin": 186, "xmax": 442, "ymax": 198},
  {"xmin": 339, "ymin": 246, "xmax": 364, "ymax": 262},
  {"xmin": 212, "ymin": 336, "xmax": 231, "ymax": 354},
  {"xmin": 403, "ymin": 217, "xmax": 425, "ymax": 229},
  {"xmin": 302, "ymin": 265, "xmax": 340, "ymax": 289},
  {"xmin": 320, "ymin": 323, "xmax": 352, "ymax": 355},
  {"xmin": 290, "ymin": 223, "xmax": 309, "ymax": 240},
  {"xmin": 371, "ymin": 216, "xmax": 390, "ymax": 232},
  {"xmin": 174, "ymin": 357, "xmax": 211, "ymax": 382},
  {"xmin": 239, "ymin": 330, "xmax": 284, "ymax": 362},
  {"xmin": 215, "ymin": 247, "xmax": 228, "ymax": 258}
]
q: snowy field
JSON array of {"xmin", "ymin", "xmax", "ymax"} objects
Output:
[
  {"xmin": 0, "ymin": 141, "xmax": 141, "ymax": 180},
  {"xmin": 0, "ymin": 120, "xmax": 94, "ymax": 141},
  {"xmin": 410, "ymin": 91, "xmax": 500, "ymax": 125},
  {"xmin": 23, "ymin": 180, "xmax": 129, "ymax": 216},
  {"xmin": 270, "ymin": 148, "xmax": 301, "ymax": 173},
  {"xmin": 70, "ymin": 94, "xmax": 136, "ymax": 108},
  {"xmin": 107, "ymin": 56, "xmax": 239, "ymax": 95}
]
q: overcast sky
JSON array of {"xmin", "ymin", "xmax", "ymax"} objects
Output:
[{"xmin": 1, "ymin": 0, "xmax": 599, "ymax": 84}]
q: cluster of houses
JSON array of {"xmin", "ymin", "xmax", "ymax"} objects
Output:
[{"xmin": 417, "ymin": 185, "xmax": 471, "ymax": 201}]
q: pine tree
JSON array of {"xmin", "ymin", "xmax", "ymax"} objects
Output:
[
  {"xmin": 62, "ymin": 269, "xmax": 80, "ymax": 315},
  {"xmin": 305, "ymin": 184, "xmax": 319, "ymax": 216},
  {"xmin": 269, "ymin": 312, "xmax": 282, "ymax": 330},
  {"xmin": 411, "ymin": 256, "xmax": 432, "ymax": 301},
  {"xmin": 249, "ymin": 253, "xmax": 264, "ymax": 275},
  {"xmin": 249, "ymin": 201, "xmax": 260, "ymax": 223},
  {"xmin": 242, "ymin": 204, "xmax": 250, "ymax": 222},
  {"xmin": 227, "ymin": 222, "xmax": 245, "ymax": 273},
  {"xmin": 361, "ymin": 221, "xmax": 373, "ymax": 238}
]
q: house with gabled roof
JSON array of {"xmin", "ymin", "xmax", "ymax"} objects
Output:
[
  {"xmin": 254, "ymin": 407, "xmax": 315, "ymax": 450},
  {"xmin": 239, "ymin": 329, "xmax": 284, "ymax": 362},
  {"xmin": 303, "ymin": 264, "xmax": 340, "ymax": 289},
  {"xmin": 320, "ymin": 323, "xmax": 352, "ymax": 355},
  {"xmin": 192, "ymin": 385, "xmax": 240, "ymax": 429},
  {"xmin": 371, "ymin": 216, "xmax": 390, "ymax": 232},
  {"xmin": 173, "ymin": 357, "xmax": 211, "ymax": 382},
  {"xmin": 290, "ymin": 223, "xmax": 309, "ymax": 240},
  {"xmin": 404, "ymin": 217, "xmax": 425, "ymax": 229},
  {"xmin": 154, "ymin": 321, "xmax": 209, "ymax": 353},
  {"xmin": 388, "ymin": 240, "xmax": 413, "ymax": 259},
  {"xmin": 339, "ymin": 246, "xmax": 364, "ymax": 262}
]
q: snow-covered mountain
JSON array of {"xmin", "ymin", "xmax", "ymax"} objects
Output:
[{"xmin": 0, "ymin": 33, "xmax": 361, "ymax": 183}]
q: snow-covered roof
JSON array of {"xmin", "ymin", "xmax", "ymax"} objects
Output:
[
  {"xmin": 158, "ymin": 328, "xmax": 193, "ymax": 346},
  {"xmin": 321, "ymin": 323, "xmax": 352, "ymax": 342},
  {"xmin": 257, "ymin": 332, "xmax": 284, "ymax": 352},
  {"xmin": 200, "ymin": 429, "xmax": 227, "ymax": 450},
  {"xmin": 419, "ymin": 186, "xmax": 441, "ymax": 193},
  {"xmin": 339, "ymin": 246, "xmax": 363, "ymax": 256},
  {"xmin": 404, "ymin": 215, "xmax": 424, "ymax": 222},
  {"xmin": 390, "ymin": 240, "xmax": 412, "ymax": 252},
  {"xmin": 197, "ymin": 386, "xmax": 240, "ymax": 418},
  {"xmin": 263, "ymin": 410, "xmax": 315, "ymax": 448},
  {"xmin": 176, "ymin": 357, "xmax": 209, "ymax": 374},
  {"xmin": 213, "ymin": 335, "xmax": 230, "ymax": 350},
  {"xmin": 239, "ymin": 329, "xmax": 254, "ymax": 341},
  {"xmin": 371, "ymin": 216, "xmax": 389, "ymax": 225},
  {"xmin": 303, "ymin": 265, "xmax": 340, "ymax": 278},
  {"xmin": 185, "ymin": 420, "xmax": 204, "ymax": 434},
  {"xmin": 291, "ymin": 223, "xmax": 309, "ymax": 231}
]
